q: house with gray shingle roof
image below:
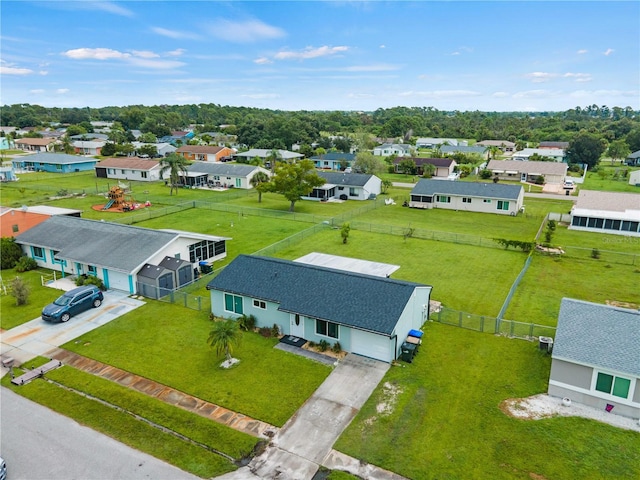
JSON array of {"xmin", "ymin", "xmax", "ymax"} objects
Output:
[
  {"xmin": 180, "ymin": 161, "xmax": 270, "ymax": 189},
  {"xmin": 393, "ymin": 157, "xmax": 456, "ymax": 177},
  {"xmin": 440, "ymin": 145, "xmax": 489, "ymax": 159},
  {"xmin": 11, "ymin": 152, "xmax": 98, "ymax": 173},
  {"xmin": 305, "ymin": 171, "xmax": 381, "ymax": 201},
  {"xmin": 310, "ymin": 152, "xmax": 356, "ymax": 171},
  {"xmin": 548, "ymin": 298, "xmax": 640, "ymax": 419},
  {"xmin": 207, "ymin": 255, "xmax": 432, "ymax": 363},
  {"xmin": 409, "ymin": 179, "xmax": 524, "ymax": 215},
  {"xmin": 15, "ymin": 216, "xmax": 229, "ymax": 295},
  {"xmin": 569, "ymin": 190, "xmax": 640, "ymax": 237},
  {"xmin": 625, "ymin": 150, "xmax": 640, "ymax": 167}
]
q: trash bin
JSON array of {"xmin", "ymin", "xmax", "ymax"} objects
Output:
[
  {"xmin": 400, "ymin": 342, "xmax": 417, "ymax": 363},
  {"xmin": 199, "ymin": 261, "xmax": 212, "ymax": 274}
]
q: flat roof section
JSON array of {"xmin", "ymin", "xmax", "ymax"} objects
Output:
[{"xmin": 294, "ymin": 252, "xmax": 400, "ymax": 278}]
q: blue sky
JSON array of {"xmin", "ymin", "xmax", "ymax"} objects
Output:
[{"xmin": 1, "ymin": 1, "xmax": 638, "ymax": 112}]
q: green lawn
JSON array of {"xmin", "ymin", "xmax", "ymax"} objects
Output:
[
  {"xmin": 335, "ymin": 322, "xmax": 640, "ymax": 480},
  {"xmin": 63, "ymin": 300, "xmax": 331, "ymax": 426},
  {"xmin": 580, "ymin": 165, "xmax": 640, "ymax": 193},
  {"xmin": 0, "ymin": 269, "xmax": 62, "ymax": 329}
]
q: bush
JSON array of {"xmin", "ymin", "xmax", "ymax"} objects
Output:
[
  {"xmin": 10, "ymin": 276, "xmax": 30, "ymax": 306},
  {"xmin": 259, "ymin": 326, "xmax": 272, "ymax": 338},
  {"xmin": 1, "ymin": 237, "xmax": 23, "ymax": 270},
  {"xmin": 591, "ymin": 248, "xmax": 601, "ymax": 259},
  {"xmin": 271, "ymin": 323, "xmax": 281, "ymax": 337},
  {"xmin": 332, "ymin": 342, "xmax": 342, "ymax": 354},
  {"xmin": 238, "ymin": 314, "xmax": 257, "ymax": 331},
  {"xmin": 14, "ymin": 256, "xmax": 38, "ymax": 273},
  {"xmin": 318, "ymin": 339, "xmax": 329, "ymax": 352},
  {"xmin": 480, "ymin": 169, "xmax": 492, "ymax": 180},
  {"xmin": 75, "ymin": 274, "xmax": 106, "ymax": 291}
]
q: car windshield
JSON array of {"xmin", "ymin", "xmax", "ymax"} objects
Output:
[{"xmin": 53, "ymin": 295, "xmax": 72, "ymax": 306}]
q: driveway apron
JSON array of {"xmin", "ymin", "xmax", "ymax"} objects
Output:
[{"xmin": 218, "ymin": 354, "xmax": 390, "ymax": 479}]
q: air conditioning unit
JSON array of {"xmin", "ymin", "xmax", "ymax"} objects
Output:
[{"xmin": 539, "ymin": 336, "xmax": 554, "ymax": 352}]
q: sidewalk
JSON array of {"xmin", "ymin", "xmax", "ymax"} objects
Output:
[{"xmin": 47, "ymin": 348, "xmax": 277, "ymax": 439}]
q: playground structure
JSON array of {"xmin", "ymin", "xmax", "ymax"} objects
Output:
[{"xmin": 96, "ymin": 183, "xmax": 149, "ymax": 212}]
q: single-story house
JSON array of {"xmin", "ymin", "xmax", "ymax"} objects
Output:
[
  {"xmin": 305, "ymin": 171, "xmax": 381, "ymax": 201},
  {"xmin": 0, "ymin": 205, "xmax": 82, "ymax": 238},
  {"xmin": 14, "ymin": 138, "xmax": 57, "ymax": 152},
  {"xmin": 131, "ymin": 142, "xmax": 177, "ymax": 158},
  {"xmin": 233, "ymin": 149, "xmax": 303, "ymax": 165},
  {"xmin": 180, "ymin": 162, "xmax": 270, "ymax": 189},
  {"xmin": 11, "ymin": 153, "xmax": 98, "ymax": 173},
  {"xmin": 0, "ymin": 165, "xmax": 17, "ymax": 182},
  {"xmin": 373, "ymin": 143, "xmax": 412, "ymax": 157},
  {"xmin": 569, "ymin": 190, "xmax": 640, "ymax": 236},
  {"xmin": 176, "ymin": 145, "xmax": 235, "ymax": 162},
  {"xmin": 70, "ymin": 133, "xmax": 109, "ymax": 141},
  {"xmin": 486, "ymin": 159, "xmax": 568, "ymax": 185},
  {"xmin": 73, "ymin": 140, "xmax": 106, "ymax": 156},
  {"xmin": 0, "ymin": 137, "xmax": 14, "ymax": 150},
  {"xmin": 539, "ymin": 141, "xmax": 569, "ymax": 149},
  {"xmin": 476, "ymin": 140, "xmax": 516, "ymax": 153},
  {"xmin": 512, "ymin": 148, "xmax": 566, "ymax": 162},
  {"xmin": 440, "ymin": 145, "xmax": 488, "ymax": 159},
  {"xmin": 629, "ymin": 170, "xmax": 640, "ymax": 186},
  {"xmin": 15, "ymin": 215, "xmax": 230, "ymax": 295},
  {"xmin": 393, "ymin": 157, "xmax": 457, "ymax": 178},
  {"xmin": 310, "ymin": 153, "xmax": 356, "ymax": 171},
  {"xmin": 409, "ymin": 179, "xmax": 524, "ymax": 216},
  {"xmin": 625, "ymin": 150, "xmax": 640, "ymax": 166},
  {"xmin": 548, "ymin": 298, "xmax": 639, "ymax": 419},
  {"xmin": 95, "ymin": 157, "xmax": 162, "ymax": 182},
  {"xmin": 206, "ymin": 254, "xmax": 432, "ymax": 363},
  {"xmin": 415, "ymin": 138, "xmax": 462, "ymax": 148}
]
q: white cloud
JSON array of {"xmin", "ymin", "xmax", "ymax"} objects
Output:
[
  {"xmin": 63, "ymin": 48, "xmax": 131, "ymax": 60},
  {"xmin": 62, "ymin": 48, "xmax": 185, "ymax": 69},
  {"xmin": 205, "ymin": 19, "xmax": 286, "ymax": 43},
  {"xmin": 577, "ymin": 49, "xmax": 588, "ymax": 54},
  {"xmin": 451, "ymin": 46, "xmax": 473, "ymax": 56},
  {"xmin": 86, "ymin": 2, "xmax": 134, "ymax": 17},
  {"xmin": 492, "ymin": 92, "xmax": 509, "ymax": 98},
  {"xmin": 563, "ymin": 73, "xmax": 592, "ymax": 82},
  {"xmin": 513, "ymin": 89, "xmax": 553, "ymax": 99},
  {"xmin": 603, "ymin": 48, "xmax": 614, "ymax": 56},
  {"xmin": 166, "ymin": 49, "xmax": 186, "ymax": 57},
  {"xmin": 0, "ymin": 65, "xmax": 34, "ymax": 75},
  {"xmin": 30, "ymin": 89, "xmax": 44, "ymax": 94},
  {"xmin": 398, "ymin": 90, "xmax": 481, "ymax": 98},
  {"xmin": 132, "ymin": 50, "xmax": 160, "ymax": 59},
  {"xmin": 151, "ymin": 27, "xmax": 201, "ymax": 41},
  {"xmin": 274, "ymin": 45, "xmax": 348, "ymax": 61},
  {"xmin": 56, "ymin": 89, "xmax": 70, "ymax": 94},
  {"xmin": 39, "ymin": 70, "xmax": 48, "ymax": 76},
  {"xmin": 254, "ymin": 57, "xmax": 272, "ymax": 65},
  {"xmin": 379, "ymin": 45, "xmax": 386, "ymax": 49},
  {"xmin": 525, "ymin": 72, "xmax": 557, "ymax": 83}
]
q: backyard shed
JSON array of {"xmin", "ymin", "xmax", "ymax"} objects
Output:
[
  {"xmin": 159, "ymin": 255, "xmax": 194, "ymax": 287},
  {"xmin": 137, "ymin": 264, "xmax": 175, "ymax": 299}
]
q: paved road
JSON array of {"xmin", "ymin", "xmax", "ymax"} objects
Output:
[{"xmin": 0, "ymin": 387, "xmax": 200, "ymax": 480}]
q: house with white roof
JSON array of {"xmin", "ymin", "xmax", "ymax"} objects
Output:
[
  {"xmin": 569, "ymin": 190, "xmax": 640, "ymax": 236},
  {"xmin": 512, "ymin": 148, "xmax": 566, "ymax": 162},
  {"xmin": 415, "ymin": 138, "xmax": 462, "ymax": 148},
  {"xmin": 373, "ymin": 143, "xmax": 412, "ymax": 157},
  {"xmin": 487, "ymin": 160, "xmax": 568, "ymax": 185},
  {"xmin": 305, "ymin": 171, "xmax": 381, "ymax": 201},
  {"xmin": 548, "ymin": 298, "xmax": 640, "ymax": 419},
  {"xmin": 233, "ymin": 149, "xmax": 303, "ymax": 164}
]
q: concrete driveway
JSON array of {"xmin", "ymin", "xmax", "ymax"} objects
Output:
[
  {"xmin": 0, "ymin": 290, "xmax": 145, "ymax": 375},
  {"xmin": 217, "ymin": 354, "xmax": 390, "ymax": 479}
]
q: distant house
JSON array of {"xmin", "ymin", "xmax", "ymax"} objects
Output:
[
  {"xmin": 373, "ymin": 143, "xmax": 412, "ymax": 157},
  {"xmin": 409, "ymin": 179, "xmax": 524, "ymax": 215},
  {"xmin": 11, "ymin": 153, "xmax": 98, "ymax": 173},
  {"xmin": 415, "ymin": 138, "xmax": 462, "ymax": 149},
  {"xmin": 625, "ymin": 150, "xmax": 640, "ymax": 166},
  {"xmin": 569, "ymin": 190, "xmax": 640, "ymax": 236},
  {"xmin": 0, "ymin": 165, "xmax": 17, "ymax": 182},
  {"xmin": 233, "ymin": 149, "xmax": 303, "ymax": 165},
  {"xmin": 15, "ymin": 215, "xmax": 230, "ymax": 295},
  {"xmin": 305, "ymin": 171, "xmax": 381, "ymax": 201},
  {"xmin": 393, "ymin": 157, "xmax": 456, "ymax": 178},
  {"xmin": 176, "ymin": 145, "xmax": 234, "ymax": 162},
  {"xmin": 14, "ymin": 138, "xmax": 57, "ymax": 152},
  {"xmin": 180, "ymin": 162, "xmax": 270, "ymax": 189},
  {"xmin": 476, "ymin": 140, "xmax": 516, "ymax": 153},
  {"xmin": 95, "ymin": 157, "xmax": 161, "ymax": 182},
  {"xmin": 629, "ymin": 170, "xmax": 640, "ymax": 186},
  {"xmin": 0, "ymin": 137, "xmax": 13, "ymax": 150},
  {"xmin": 539, "ymin": 141, "xmax": 569, "ymax": 149},
  {"xmin": 73, "ymin": 140, "xmax": 106, "ymax": 156},
  {"xmin": 486, "ymin": 160, "xmax": 568, "ymax": 185},
  {"xmin": 70, "ymin": 133, "xmax": 109, "ymax": 141},
  {"xmin": 512, "ymin": 148, "xmax": 566, "ymax": 162},
  {"xmin": 440, "ymin": 145, "xmax": 488, "ymax": 159},
  {"xmin": 206, "ymin": 254, "xmax": 432, "ymax": 363},
  {"xmin": 548, "ymin": 298, "xmax": 640, "ymax": 419},
  {"xmin": 131, "ymin": 142, "xmax": 176, "ymax": 157},
  {"xmin": 310, "ymin": 153, "xmax": 356, "ymax": 171},
  {"xmin": 0, "ymin": 205, "xmax": 82, "ymax": 238}
]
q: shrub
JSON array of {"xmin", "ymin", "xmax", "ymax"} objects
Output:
[
  {"xmin": 271, "ymin": 323, "xmax": 281, "ymax": 337},
  {"xmin": 10, "ymin": 276, "xmax": 30, "ymax": 306},
  {"xmin": 259, "ymin": 326, "xmax": 272, "ymax": 338},
  {"xmin": 307, "ymin": 341, "xmax": 316, "ymax": 348},
  {"xmin": 480, "ymin": 169, "xmax": 492, "ymax": 180},
  {"xmin": 332, "ymin": 342, "xmax": 342, "ymax": 354},
  {"xmin": 591, "ymin": 248, "xmax": 601, "ymax": 259},
  {"xmin": 1, "ymin": 237, "xmax": 23, "ymax": 270},
  {"xmin": 14, "ymin": 256, "xmax": 38, "ymax": 273},
  {"xmin": 75, "ymin": 274, "xmax": 106, "ymax": 291},
  {"xmin": 238, "ymin": 314, "xmax": 257, "ymax": 332},
  {"xmin": 318, "ymin": 339, "xmax": 329, "ymax": 352}
]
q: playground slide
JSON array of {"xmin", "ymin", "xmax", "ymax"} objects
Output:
[{"xmin": 102, "ymin": 199, "xmax": 115, "ymax": 210}]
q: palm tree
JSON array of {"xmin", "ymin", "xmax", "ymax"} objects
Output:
[
  {"xmin": 249, "ymin": 171, "xmax": 270, "ymax": 203},
  {"xmin": 207, "ymin": 319, "xmax": 241, "ymax": 363},
  {"xmin": 159, "ymin": 153, "xmax": 191, "ymax": 195}
]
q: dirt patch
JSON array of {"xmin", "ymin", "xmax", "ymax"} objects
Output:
[
  {"xmin": 364, "ymin": 382, "xmax": 403, "ymax": 426},
  {"xmin": 301, "ymin": 342, "xmax": 347, "ymax": 361},
  {"xmin": 606, "ymin": 300, "xmax": 639, "ymax": 310}
]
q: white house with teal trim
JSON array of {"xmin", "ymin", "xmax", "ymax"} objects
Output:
[
  {"xmin": 548, "ymin": 298, "xmax": 640, "ymax": 419},
  {"xmin": 206, "ymin": 255, "xmax": 432, "ymax": 363},
  {"xmin": 15, "ymin": 216, "xmax": 229, "ymax": 295}
]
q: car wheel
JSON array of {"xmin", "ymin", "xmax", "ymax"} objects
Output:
[
  {"xmin": 60, "ymin": 313, "xmax": 71, "ymax": 323},
  {"xmin": 93, "ymin": 298, "xmax": 102, "ymax": 308}
]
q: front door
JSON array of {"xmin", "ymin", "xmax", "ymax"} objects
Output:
[{"xmin": 290, "ymin": 314, "xmax": 304, "ymax": 338}]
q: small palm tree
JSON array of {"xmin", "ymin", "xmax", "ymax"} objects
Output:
[
  {"xmin": 159, "ymin": 153, "xmax": 191, "ymax": 196},
  {"xmin": 207, "ymin": 319, "xmax": 241, "ymax": 363},
  {"xmin": 250, "ymin": 171, "xmax": 270, "ymax": 203}
]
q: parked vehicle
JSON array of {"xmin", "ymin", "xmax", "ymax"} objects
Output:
[
  {"xmin": 0, "ymin": 455, "xmax": 6, "ymax": 480},
  {"xmin": 42, "ymin": 285, "xmax": 104, "ymax": 323}
]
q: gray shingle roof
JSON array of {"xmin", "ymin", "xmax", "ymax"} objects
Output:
[
  {"xmin": 186, "ymin": 162, "xmax": 262, "ymax": 177},
  {"xmin": 207, "ymin": 255, "xmax": 430, "ymax": 335},
  {"xmin": 553, "ymin": 298, "xmax": 640, "ymax": 376},
  {"xmin": 410, "ymin": 179, "xmax": 523, "ymax": 200},
  {"xmin": 15, "ymin": 216, "xmax": 179, "ymax": 273},
  {"xmin": 13, "ymin": 153, "xmax": 98, "ymax": 165},
  {"xmin": 316, "ymin": 171, "xmax": 374, "ymax": 187}
]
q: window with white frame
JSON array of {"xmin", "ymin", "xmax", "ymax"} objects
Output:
[
  {"xmin": 252, "ymin": 299, "xmax": 266, "ymax": 309},
  {"xmin": 224, "ymin": 293, "xmax": 243, "ymax": 314},
  {"xmin": 595, "ymin": 372, "xmax": 631, "ymax": 399},
  {"xmin": 437, "ymin": 195, "xmax": 451, "ymax": 203}
]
